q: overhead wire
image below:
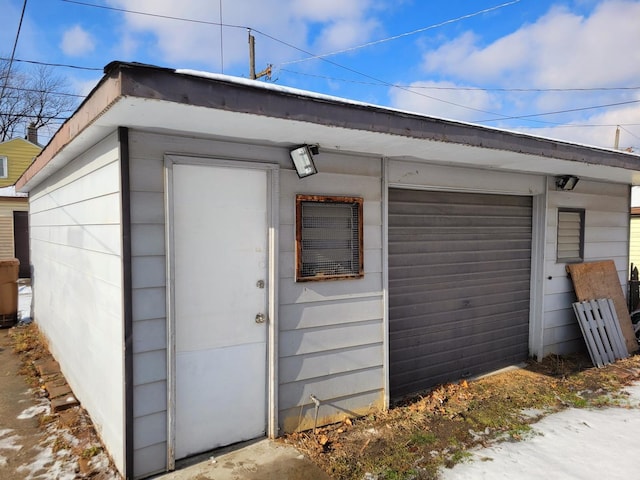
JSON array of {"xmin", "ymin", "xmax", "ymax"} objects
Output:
[
  {"xmin": 281, "ymin": 0, "xmax": 521, "ymax": 66},
  {"xmin": 0, "ymin": 57, "xmax": 102, "ymax": 71},
  {"xmin": 476, "ymin": 99, "xmax": 640, "ymax": 123},
  {"xmin": 279, "ymin": 68, "xmax": 640, "ymax": 93},
  {"xmin": 620, "ymin": 125, "xmax": 640, "ymax": 142},
  {"xmin": 59, "ymin": 0, "xmax": 523, "ymax": 120},
  {"xmin": 10, "ymin": 0, "xmax": 639, "ymax": 132},
  {"xmin": 61, "ymin": 0, "xmax": 249, "ymax": 30},
  {"xmin": 0, "ymin": 0, "xmax": 28, "ymax": 101}
]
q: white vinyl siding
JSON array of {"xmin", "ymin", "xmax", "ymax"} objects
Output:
[
  {"xmin": 28, "ymin": 132, "xmax": 125, "ymax": 472},
  {"xmin": 127, "ymin": 131, "xmax": 283, "ymax": 478},
  {"xmin": 543, "ymin": 179, "xmax": 630, "ymax": 356},
  {"xmin": 279, "ymin": 151, "xmax": 384, "ymax": 433}
]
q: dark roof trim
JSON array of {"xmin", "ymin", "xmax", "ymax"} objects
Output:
[
  {"xmin": 17, "ymin": 61, "xmax": 640, "ymax": 190},
  {"xmin": 115, "ymin": 62, "xmax": 638, "ymax": 169}
]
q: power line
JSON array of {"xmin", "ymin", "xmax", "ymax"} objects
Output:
[
  {"xmin": 59, "ymin": 0, "xmax": 638, "ymax": 127},
  {"xmin": 282, "ymin": 0, "xmax": 521, "ymax": 66},
  {"xmin": 477, "ymin": 99, "xmax": 640, "ymax": 123},
  {"xmin": 17, "ymin": 1, "xmax": 640, "ymax": 131},
  {"xmin": 219, "ymin": 0, "xmax": 224, "ymax": 73},
  {"xmin": 0, "ymin": 0, "xmax": 28, "ymax": 101},
  {"xmin": 61, "ymin": 0, "xmax": 249, "ymax": 30},
  {"xmin": 620, "ymin": 125, "xmax": 640, "ymax": 142},
  {"xmin": 63, "ymin": 0, "xmax": 510, "ymax": 119},
  {"xmin": 280, "ymin": 68, "xmax": 640, "ymax": 93},
  {"xmin": 2, "ymin": 84, "xmax": 86, "ymax": 98},
  {"xmin": 0, "ymin": 56, "xmax": 102, "ymax": 71}
]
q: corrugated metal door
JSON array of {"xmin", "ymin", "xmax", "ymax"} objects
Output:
[{"xmin": 389, "ymin": 189, "xmax": 532, "ymax": 398}]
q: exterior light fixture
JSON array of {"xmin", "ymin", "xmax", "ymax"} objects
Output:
[
  {"xmin": 555, "ymin": 175, "xmax": 579, "ymax": 191},
  {"xmin": 290, "ymin": 145, "xmax": 318, "ymax": 178}
]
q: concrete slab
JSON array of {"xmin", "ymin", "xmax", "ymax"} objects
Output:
[{"xmin": 152, "ymin": 438, "xmax": 333, "ymax": 480}]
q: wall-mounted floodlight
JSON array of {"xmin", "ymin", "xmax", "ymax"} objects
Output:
[
  {"xmin": 290, "ymin": 145, "xmax": 318, "ymax": 178},
  {"xmin": 555, "ymin": 175, "xmax": 579, "ymax": 191}
]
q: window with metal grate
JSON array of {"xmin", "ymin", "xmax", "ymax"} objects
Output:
[{"xmin": 295, "ymin": 194, "xmax": 364, "ymax": 281}]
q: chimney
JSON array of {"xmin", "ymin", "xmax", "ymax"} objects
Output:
[{"xmin": 27, "ymin": 123, "xmax": 38, "ymax": 145}]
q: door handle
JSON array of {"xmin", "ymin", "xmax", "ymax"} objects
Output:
[{"xmin": 255, "ymin": 313, "xmax": 266, "ymax": 324}]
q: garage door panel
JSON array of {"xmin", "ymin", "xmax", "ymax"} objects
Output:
[
  {"xmin": 389, "ymin": 189, "xmax": 532, "ymax": 398},
  {"xmin": 389, "ymin": 309, "xmax": 529, "ymax": 344},
  {"xmin": 389, "ymin": 258, "xmax": 531, "ymax": 280},
  {"xmin": 389, "ymin": 269, "xmax": 530, "ymax": 289},
  {"xmin": 389, "ymin": 215, "xmax": 531, "ymax": 229},
  {"xmin": 389, "ymin": 249, "xmax": 530, "ymax": 267},
  {"xmin": 390, "ymin": 277, "xmax": 530, "ymax": 300},
  {"xmin": 389, "ymin": 238, "xmax": 532, "ymax": 254},
  {"xmin": 391, "ymin": 343, "xmax": 529, "ymax": 396},
  {"xmin": 389, "ymin": 287, "xmax": 531, "ymax": 316},
  {"xmin": 389, "ymin": 189, "xmax": 532, "ymax": 207},
  {"xmin": 390, "ymin": 317, "xmax": 530, "ymax": 355}
]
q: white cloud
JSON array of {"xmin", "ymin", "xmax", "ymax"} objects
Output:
[
  {"xmin": 421, "ymin": 0, "xmax": 640, "ymax": 88},
  {"xmin": 312, "ymin": 18, "xmax": 380, "ymax": 53},
  {"xmin": 291, "ymin": 0, "xmax": 372, "ymax": 21},
  {"xmin": 106, "ymin": 0, "xmax": 381, "ymax": 71},
  {"xmin": 60, "ymin": 25, "xmax": 96, "ymax": 57},
  {"xmin": 388, "ymin": 1, "xmax": 640, "ymax": 149},
  {"xmin": 389, "ymin": 81, "xmax": 498, "ymax": 122},
  {"xmin": 516, "ymin": 99, "xmax": 640, "ymax": 150}
]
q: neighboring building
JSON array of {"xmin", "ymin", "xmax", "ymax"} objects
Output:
[
  {"xmin": 16, "ymin": 62, "xmax": 640, "ymax": 479},
  {"xmin": 0, "ymin": 135, "xmax": 40, "ymax": 277},
  {"xmin": 631, "ymin": 207, "xmax": 640, "ymax": 270}
]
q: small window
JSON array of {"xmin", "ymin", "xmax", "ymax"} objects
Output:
[
  {"xmin": 0, "ymin": 156, "xmax": 7, "ymax": 178},
  {"xmin": 296, "ymin": 194, "xmax": 364, "ymax": 281},
  {"xmin": 557, "ymin": 208, "xmax": 585, "ymax": 263}
]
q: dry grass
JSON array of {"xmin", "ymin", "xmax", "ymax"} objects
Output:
[{"xmin": 284, "ymin": 353, "xmax": 640, "ymax": 480}]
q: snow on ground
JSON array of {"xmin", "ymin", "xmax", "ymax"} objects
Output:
[
  {"xmin": 440, "ymin": 383, "xmax": 640, "ymax": 479},
  {"xmin": 18, "ymin": 282, "xmax": 32, "ymax": 324},
  {"xmin": 0, "ymin": 429, "xmax": 22, "ymax": 468}
]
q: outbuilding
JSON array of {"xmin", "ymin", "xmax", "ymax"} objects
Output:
[{"xmin": 16, "ymin": 61, "xmax": 640, "ymax": 479}]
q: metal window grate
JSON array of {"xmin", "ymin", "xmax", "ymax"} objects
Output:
[{"xmin": 296, "ymin": 195, "xmax": 363, "ymax": 281}]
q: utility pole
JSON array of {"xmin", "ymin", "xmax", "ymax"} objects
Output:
[
  {"xmin": 614, "ymin": 125, "xmax": 620, "ymax": 149},
  {"xmin": 248, "ymin": 30, "xmax": 272, "ymax": 80}
]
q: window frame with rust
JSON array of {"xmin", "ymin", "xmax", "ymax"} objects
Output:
[{"xmin": 295, "ymin": 194, "xmax": 364, "ymax": 282}]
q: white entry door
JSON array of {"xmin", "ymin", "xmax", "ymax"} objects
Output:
[{"xmin": 172, "ymin": 162, "xmax": 268, "ymax": 460}]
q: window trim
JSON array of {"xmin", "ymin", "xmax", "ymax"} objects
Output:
[
  {"xmin": 295, "ymin": 194, "xmax": 364, "ymax": 282},
  {"xmin": 0, "ymin": 156, "xmax": 7, "ymax": 179},
  {"xmin": 556, "ymin": 207, "xmax": 585, "ymax": 263}
]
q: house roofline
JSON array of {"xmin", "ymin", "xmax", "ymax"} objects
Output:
[{"xmin": 16, "ymin": 61, "xmax": 640, "ymax": 191}]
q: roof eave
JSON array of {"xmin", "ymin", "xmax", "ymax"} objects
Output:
[{"xmin": 16, "ymin": 61, "xmax": 640, "ymax": 192}]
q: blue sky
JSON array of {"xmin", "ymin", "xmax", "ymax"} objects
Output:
[{"xmin": 2, "ymin": 0, "xmax": 640, "ymax": 149}]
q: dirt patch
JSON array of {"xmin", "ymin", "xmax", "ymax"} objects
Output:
[
  {"xmin": 282, "ymin": 353, "xmax": 640, "ymax": 480},
  {"xmin": 8, "ymin": 322, "xmax": 120, "ymax": 479}
]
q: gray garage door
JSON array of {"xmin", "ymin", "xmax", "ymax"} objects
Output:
[{"xmin": 389, "ymin": 189, "xmax": 532, "ymax": 398}]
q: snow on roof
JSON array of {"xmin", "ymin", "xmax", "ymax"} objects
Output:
[
  {"xmin": 175, "ymin": 69, "xmax": 639, "ymax": 156},
  {"xmin": 0, "ymin": 186, "xmax": 28, "ymax": 198}
]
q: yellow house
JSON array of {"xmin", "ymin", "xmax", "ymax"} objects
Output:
[
  {"xmin": 0, "ymin": 137, "xmax": 41, "ymax": 277},
  {"xmin": 0, "ymin": 137, "xmax": 41, "ymax": 187}
]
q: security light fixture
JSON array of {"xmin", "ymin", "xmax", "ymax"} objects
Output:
[
  {"xmin": 290, "ymin": 145, "xmax": 318, "ymax": 178},
  {"xmin": 555, "ymin": 175, "xmax": 579, "ymax": 191}
]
